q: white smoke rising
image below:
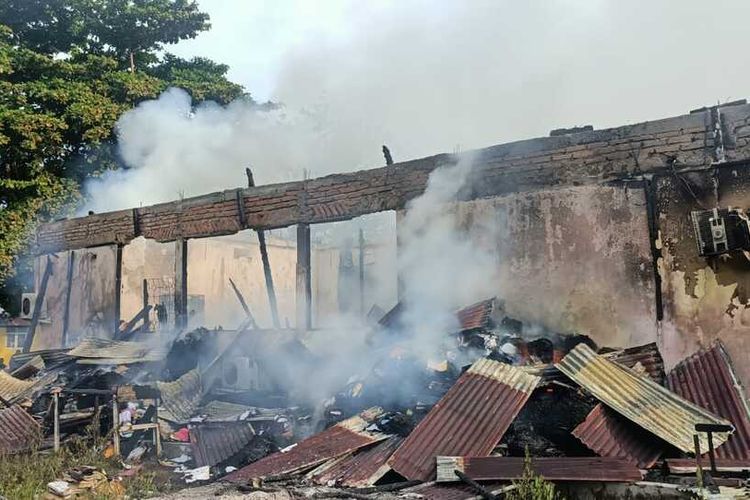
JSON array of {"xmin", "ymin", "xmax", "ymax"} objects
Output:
[
  {"xmin": 397, "ymin": 156, "xmax": 500, "ymax": 361},
  {"xmin": 82, "ymin": 87, "xmax": 381, "ymax": 214}
]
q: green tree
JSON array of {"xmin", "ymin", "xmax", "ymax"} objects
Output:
[{"xmin": 0, "ymin": 1, "xmax": 248, "ymax": 313}]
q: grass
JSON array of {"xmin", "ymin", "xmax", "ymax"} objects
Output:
[{"xmin": 0, "ymin": 431, "xmax": 174, "ymax": 499}]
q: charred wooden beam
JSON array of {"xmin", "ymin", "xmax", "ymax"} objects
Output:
[
  {"xmin": 247, "ymin": 167, "xmax": 280, "ymax": 328},
  {"xmin": 142, "ymin": 278, "xmax": 150, "ymax": 332},
  {"xmin": 23, "ymin": 256, "xmax": 53, "ymax": 353},
  {"xmin": 174, "ymin": 238, "xmax": 188, "ymax": 331},
  {"xmin": 229, "ymin": 277, "xmax": 258, "ymax": 329},
  {"xmin": 117, "ymin": 305, "xmax": 152, "ymax": 340},
  {"xmin": 114, "ymin": 243, "xmax": 123, "ymax": 335},
  {"xmin": 61, "ymin": 250, "xmax": 75, "ymax": 347},
  {"xmin": 296, "ymin": 223, "xmax": 312, "ymax": 330}
]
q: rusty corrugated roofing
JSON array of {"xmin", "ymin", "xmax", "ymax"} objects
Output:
[
  {"xmin": 572, "ymin": 403, "xmax": 665, "ymax": 468},
  {"xmin": 190, "ymin": 422, "xmax": 256, "ymax": 467},
  {"xmin": 311, "ymin": 436, "xmax": 402, "ymax": 487},
  {"xmin": 405, "ymin": 482, "xmax": 508, "ymax": 500},
  {"xmin": 158, "ymin": 369, "xmax": 202, "ymax": 423},
  {"xmin": 604, "ymin": 342, "xmax": 665, "ymax": 385},
  {"xmin": 666, "ymin": 341, "xmax": 750, "ymax": 460},
  {"xmin": 388, "ymin": 358, "xmax": 540, "ymax": 481},
  {"xmin": 226, "ymin": 407, "xmax": 387, "ymax": 482},
  {"xmin": 557, "ymin": 343, "xmax": 733, "ymax": 454},
  {"xmin": 69, "ymin": 337, "xmax": 168, "ymax": 364},
  {"xmin": 0, "ymin": 370, "xmax": 36, "ymax": 401},
  {"xmin": 455, "ymin": 298, "xmax": 495, "ymax": 331},
  {"xmin": 0, "ymin": 405, "xmax": 41, "ymax": 454},
  {"xmin": 436, "ymin": 456, "xmax": 642, "ymax": 483}
]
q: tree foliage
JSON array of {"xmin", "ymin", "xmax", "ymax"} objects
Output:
[{"xmin": 0, "ymin": 0, "xmax": 247, "ymax": 312}]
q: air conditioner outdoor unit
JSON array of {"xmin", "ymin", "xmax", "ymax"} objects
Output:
[
  {"xmin": 20, "ymin": 293, "xmax": 46, "ymax": 320},
  {"xmin": 221, "ymin": 356, "xmax": 267, "ymax": 392}
]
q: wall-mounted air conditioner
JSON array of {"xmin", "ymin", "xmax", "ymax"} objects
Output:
[
  {"xmin": 20, "ymin": 293, "xmax": 46, "ymax": 320},
  {"xmin": 221, "ymin": 356, "xmax": 268, "ymax": 392}
]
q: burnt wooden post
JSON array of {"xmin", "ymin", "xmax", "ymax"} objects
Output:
[
  {"xmin": 61, "ymin": 250, "xmax": 75, "ymax": 347},
  {"xmin": 246, "ymin": 168, "xmax": 280, "ymax": 328},
  {"xmin": 52, "ymin": 388, "xmax": 61, "ymax": 452},
  {"xmin": 23, "ymin": 256, "xmax": 53, "ymax": 353},
  {"xmin": 113, "ymin": 244, "xmax": 123, "ymax": 336},
  {"xmin": 174, "ymin": 238, "xmax": 188, "ymax": 331},
  {"xmin": 112, "ymin": 393, "xmax": 120, "ymax": 456},
  {"xmin": 296, "ymin": 223, "xmax": 312, "ymax": 331}
]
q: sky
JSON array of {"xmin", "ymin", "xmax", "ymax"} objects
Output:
[
  {"xmin": 84, "ymin": 1, "xmax": 750, "ymax": 213},
  {"xmin": 169, "ymin": 0, "xmax": 750, "ymax": 143}
]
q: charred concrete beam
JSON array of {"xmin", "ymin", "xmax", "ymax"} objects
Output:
[{"xmin": 34, "ymin": 102, "xmax": 750, "ymax": 254}]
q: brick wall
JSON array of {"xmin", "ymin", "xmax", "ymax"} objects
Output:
[{"xmin": 37, "ymin": 103, "xmax": 750, "ymax": 254}]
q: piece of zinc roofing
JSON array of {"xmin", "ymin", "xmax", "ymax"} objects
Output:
[
  {"xmin": 158, "ymin": 369, "xmax": 203, "ymax": 423},
  {"xmin": 190, "ymin": 422, "xmax": 256, "ymax": 467},
  {"xmin": 557, "ymin": 343, "xmax": 733, "ymax": 453},
  {"xmin": 572, "ymin": 403, "xmax": 665, "ymax": 468},
  {"xmin": 0, "ymin": 370, "xmax": 36, "ymax": 402},
  {"xmin": 0, "ymin": 405, "xmax": 42, "ymax": 454},
  {"xmin": 455, "ymin": 298, "xmax": 496, "ymax": 331},
  {"xmin": 69, "ymin": 337, "xmax": 168, "ymax": 364},
  {"xmin": 388, "ymin": 358, "xmax": 541, "ymax": 481},
  {"xmin": 666, "ymin": 341, "xmax": 750, "ymax": 460},
  {"xmin": 226, "ymin": 407, "xmax": 387, "ymax": 482},
  {"xmin": 436, "ymin": 456, "xmax": 642, "ymax": 483},
  {"xmin": 603, "ymin": 342, "xmax": 666, "ymax": 386},
  {"xmin": 311, "ymin": 436, "xmax": 403, "ymax": 487}
]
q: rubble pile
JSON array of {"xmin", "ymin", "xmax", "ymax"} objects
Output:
[{"xmin": 2, "ymin": 297, "xmax": 750, "ymax": 498}]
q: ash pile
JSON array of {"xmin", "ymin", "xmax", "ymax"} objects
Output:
[{"xmin": 2, "ymin": 297, "xmax": 750, "ymax": 499}]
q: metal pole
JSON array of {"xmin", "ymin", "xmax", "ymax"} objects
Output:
[
  {"xmin": 296, "ymin": 223, "xmax": 312, "ymax": 331},
  {"xmin": 61, "ymin": 251, "xmax": 75, "ymax": 347},
  {"xmin": 174, "ymin": 238, "xmax": 188, "ymax": 331},
  {"xmin": 707, "ymin": 431, "xmax": 717, "ymax": 474},
  {"xmin": 114, "ymin": 244, "xmax": 123, "ymax": 336},
  {"xmin": 694, "ymin": 434, "xmax": 703, "ymax": 489}
]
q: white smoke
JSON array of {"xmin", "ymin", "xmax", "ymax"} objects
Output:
[{"xmin": 397, "ymin": 156, "xmax": 500, "ymax": 361}]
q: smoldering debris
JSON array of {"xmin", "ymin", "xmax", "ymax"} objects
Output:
[{"xmin": 6, "ymin": 296, "xmax": 750, "ymax": 498}]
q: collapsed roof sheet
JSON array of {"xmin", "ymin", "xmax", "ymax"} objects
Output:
[
  {"xmin": 311, "ymin": 436, "xmax": 402, "ymax": 487},
  {"xmin": 226, "ymin": 408, "xmax": 387, "ymax": 482},
  {"xmin": 158, "ymin": 369, "xmax": 203, "ymax": 423},
  {"xmin": 557, "ymin": 343, "xmax": 732, "ymax": 453},
  {"xmin": 455, "ymin": 298, "xmax": 496, "ymax": 331},
  {"xmin": 572, "ymin": 403, "xmax": 665, "ymax": 468},
  {"xmin": 405, "ymin": 481, "xmax": 509, "ymax": 500},
  {"xmin": 436, "ymin": 456, "xmax": 642, "ymax": 483},
  {"xmin": 0, "ymin": 405, "xmax": 41, "ymax": 454},
  {"xmin": 69, "ymin": 337, "xmax": 168, "ymax": 364},
  {"xmin": 388, "ymin": 358, "xmax": 540, "ymax": 481},
  {"xmin": 0, "ymin": 370, "xmax": 36, "ymax": 402},
  {"xmin": 604, "ymin": 342, "xmax": 665, "ymax": 386},
  {"xmin": 190, "ymin": 422, "xmax": 256, "ymax": 467},
  {"xmin": 666, "ymin": 341, "xmax": 750, "ymax": 460}
]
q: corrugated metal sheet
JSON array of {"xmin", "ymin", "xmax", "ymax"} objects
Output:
[
  {"xmin": 158, "ymin": 369, "xmax": 202, "ymax": 423},
  {"xmin": 666, "ymin": 458, "xmax": 750, "ymax": 474},
  {"xmin": 190, "ymin": 422, "xmax": 256, "ymax": 467},
  {"xmin": 69, "ymin": 337, "xmax": 168, "ymax": 364},
  {"xmin": 388, "ymin": 358, "xmax": 541, "ymax": 481},
  {"xmin": 226, "ymin": 408, "xmax": 387, "ymax": 482},
  {"xmin": 0, "ymin": 405, "xmax": 41, "ymax": 454},
  {"xmin": 572, "ymin": 404, "xmax": 665, "ymax": 468},
  {"xmin": 604, "ymin": 342, "xmax": 665, "ymax": 385},
  {"xmin": 405, "ymin": 482, "xmax": 508, "ymax": 500},
  {"xmin": 456, "ymin": 298, "xmax": 495, "ymax": 331},
  {"xmin": 436, "ymin": 456, "xmax": 642, "ymax": 483},
  {"xmin": 0, "ymin": 370, "xmax": 36, "ymax": 401},
  {"xmin": 666, "ymin": 341, "xmax": 750, "ymax": 460},
  {"xmin": 311, "ymin": 436, "xmax": 402, "ymax": 487},
  {"xmin": 196, "ymin": 401, "xmax": 254, "ymax": 422},
  {"xmin": 557, "ymin": 343, "xmax": 732, "ymax": 453}
]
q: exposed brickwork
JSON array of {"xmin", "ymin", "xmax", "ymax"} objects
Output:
[{"xmin": 35, "ymin": 103, "xmax": 750, "ymax": 253}]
